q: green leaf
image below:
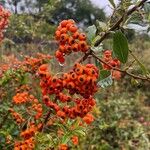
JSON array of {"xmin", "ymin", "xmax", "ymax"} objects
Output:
[
  {"xmin": 113, "ymin": 31, "xmax": 129, "ymax": 63},
  {"xmin": 61, "ymin": 133, "xmax": 71, "ymax": 144},
  {"xmin": 86, "ymin": 25, "xmax": 97, "ymax": 44},
  {"xmin": 108, "ymin": 0, "xmax": 116, "ymax": 8},
  {"xmin": 99, "ymin": 70, "xmax": 111, "ymax": 80},
  {"xmin": 98, "ymin": 71, "xmax": 113, "ymax": 88},
  {"xmin": 96, "ymin": 20, "xmax": 107, "ymax": 31},
  {"xmin": 95, "ymin": 59, "xmax": 103, "ymax": 70}
]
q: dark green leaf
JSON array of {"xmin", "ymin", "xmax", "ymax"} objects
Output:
[
  {"xmin": 95, "ymin": 59, "xmax": 103, "ymax": 70},
  {"xmin": 100, "ymin": 70, "xmax": 111, "ymax": 80},
  {"xmin": 113, "ymin": 31, "xmax": 129, "ymax": 63}
]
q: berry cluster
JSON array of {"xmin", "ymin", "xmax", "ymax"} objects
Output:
[
  {"xmin": 9, "ymin": 108, "xmax": 25, "ymax": 124},
  {"xmin": 0, "ymin": 5, "xmax": 10, "ymax": 42},
  {"xmin": 102, "ymin": 50, "xmax": 120, "ymax": 70},
  {"xmin": 63, "ymin": 63, "xmax": 99, "ymax": 98},
  {"xmin": 13, "ymin": 92, "xmax": 43, "ymax": 120},
  {"xmin": 24, "ymin": 53, "xmax": 52, "ymax": 73},
  {"xmin": 102, "ymin": 50, "xmax": 121, "ymax": 80},
  {"xmin": 14, "ymin": 137, "xmax": 35, "ymax": 150},
  {"xmin": 38, "ymin": 63, "xmax": 98, "ymax": 122},
  {"xmin": 14, "ymin": 123, "xmax": 42, "ymax": 150},
  {"xmin": 55, "ymin": 19, "xmax": 89, "ymax": 63},
  {"xmin": 13, "ymin": 92, "xmax": 29, "ymax": 104}
]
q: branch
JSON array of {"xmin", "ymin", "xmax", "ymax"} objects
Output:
[
  {"xmin": 91, "ymin": 51, "xmax": 150, "ymax": 82},
  {"xmin": 94, "ymin": 0, "xmax": 148, "ymax": 46}
]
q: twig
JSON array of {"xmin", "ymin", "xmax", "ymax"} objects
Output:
[
  {"xmin": 91, "ymin": 51, "xmax": 150, "ymax": 81},
  {"xmin": 94, "ymin": 0, "xmax": 148, "ymax": 46}
]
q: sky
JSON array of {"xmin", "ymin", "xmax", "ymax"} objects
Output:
[{"xmin": 90, "ymin": 0, "xmax": 119, "ymax": 15}]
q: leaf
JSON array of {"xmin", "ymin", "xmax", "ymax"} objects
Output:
[
  {"xmin": 86, "ymin": 25, "xmax": 97, "ymax": 44},
  {"xmin": 96, "ymin": 20, "xmax": 107, "ymax": 31},
  {"xmin": 98, "ymin": 74, "xmax": 113, "ymax": 88},
  {"xmin": 91, "ymin": 46, "xmax": 103, "ymax": 52},
  {"xmin": 108, "ymin": 0, "xmax": 116, "ymax": 8},
  {"xmin": 113, "ymin": 31, "xmax": 129, "ymax": 63},
  {"xmin": 144, "ymin": 2, "xmax": 150, "ymax": 13},
  {"xmin": 73, "ymin": 129, "xmax": 86, "ymax": 136},
  {"xmin": 95, "ymin": 59, "xmax": 103, "ymax": 70},
  {"xmin": 99, "ymin": 70, "xmax": 111, "ymax": 80},
  {"xmin": 71, "ymin": 125, "xmax": 86, "ymax": 136},
  {"xmin": 61, "ymin": 133, "xmax": 71, "ymax": 144}
]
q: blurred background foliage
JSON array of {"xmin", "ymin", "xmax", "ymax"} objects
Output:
[{"xmin": 0, "ymin": 0, "xmax": 150, "ymax": 149}]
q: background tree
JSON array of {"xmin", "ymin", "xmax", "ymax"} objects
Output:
[{"xmin": 49, "ymin": 0, "xmax": 106, "ymax": 26}]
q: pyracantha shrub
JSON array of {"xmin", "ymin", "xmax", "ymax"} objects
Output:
[{"xmin": 0, "ymin": 17, "xmax": 122, "ymax": 150}]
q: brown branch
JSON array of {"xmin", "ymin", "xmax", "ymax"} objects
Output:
[
  {"xmin": 94, "ymin": 0, "xmax": 148, "ymax": 47},
  {"xmin": 91, "ymin": 51, "xmax": 150, "ymax": 82},
  {"xmin": 78, "ymin": 50, "xmax": 92, "ymax": 63},
  {"xmin": 41, "ymin": 97, "xmax": 58, "ymax": 131}
]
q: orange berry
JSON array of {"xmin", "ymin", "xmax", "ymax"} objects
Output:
[
  {"xmin": 78, "ymin": 75, "xmax": 86, "ymax": 84},
  {"xmin": 55, "ymin": 30, "xmax": 61, "ymax": 40},
  {"xmin": 67, "ymin": 82, "xmax": 75, "ymax": 89},
  {"xmin": 66, "ymin": 23, "xmax": 72, "ymax": 30},
  {"xmin": 55, "ymin": 50, "xmax": 63, "ymax": 58},
  {"xmin": 72, "ymin": 43, "xmax": 79, "ymax": 52},
  {"xmin": 60, "ymin": 27, "xmax": 67, "ymax": 34},
  {"xmin": 75, "ymin": 66, "xmax": 84, "ymax": 75},
  {"xmin": 73, "ymin": 32, "xmax": 80, "ymax": 39},
  {"xmin": 60, "ymin": 20, "xmax": 68, "ymax": 27},
  {"xmin": 68, "ymin": 19, "xmax": 75, "ymax": 24},
  {"xmin": 68, "ymin": 37, "xmax": 75, "ymax": 45},
  {"xmin": 78, "ymin": 33, "xmax": 86, "ymax": 41},
  {"xmin": 69, "ymin": 25, "xmax": 78, "ymax": 33},
  {"xmin": 70, "ymin": 73, "xmax": 77, "ymax": 80},
  {"xmin": 57, "ymin": 25, "xmax": 62, "ymax": 31},
  {"xmin": 60, "ymin": 34, "xmax": 68, "ymax": 42},
  {"xmin": 59, "ymin": 45, "xmax": 66, "ymax": 53},
  {"xmin": 78, "ymin": 41, "xmax": 86, "ymax": 49}
]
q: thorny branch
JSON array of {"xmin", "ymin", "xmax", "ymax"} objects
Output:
[
  {"xmin": 91, "ymin": 51, "xmax": 150, "ymax": 82},
  {"xmin": 94, "ymin": 0, "xmax": 148, "ymax": 46},
  {"xmin": 80, "ymin": 0, "xmax": 150, "ymax": 82}
]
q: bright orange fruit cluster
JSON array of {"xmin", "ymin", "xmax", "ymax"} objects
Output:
[
  {"xmin": 102, "ymin": 50, "xmax": 121, "ymax": 80},
  {"xmin": 14, "ymin": 123, "xmax": 42, "ymax": 150},
  {"xmin": 9, "ymin": 108, "xmax": 25, "ymax": 124},
  {"xmin": 14, "ymin": 137, "xmax": 35, "ymax": 150},
  {"xmin": 38, "ymin": 63, "xmax": 98, "ymax": 122},
  {"xmin": 13, "ymin": 91, "xmax": 43, "ymax": 120},
  {"xmin": 102, "ymin": 50, "xmax": 120, "ymax": 70},
  {"xmin": 0, "ymin": 5, "xmax": 10, "ymax": 42},
  {"xmin": 55, "ymin": 19, "xmax": 89, "ymax": 63},
  {"xmin": 63, "ymin": 63, "xmax": 99, "ymax": 98}
]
